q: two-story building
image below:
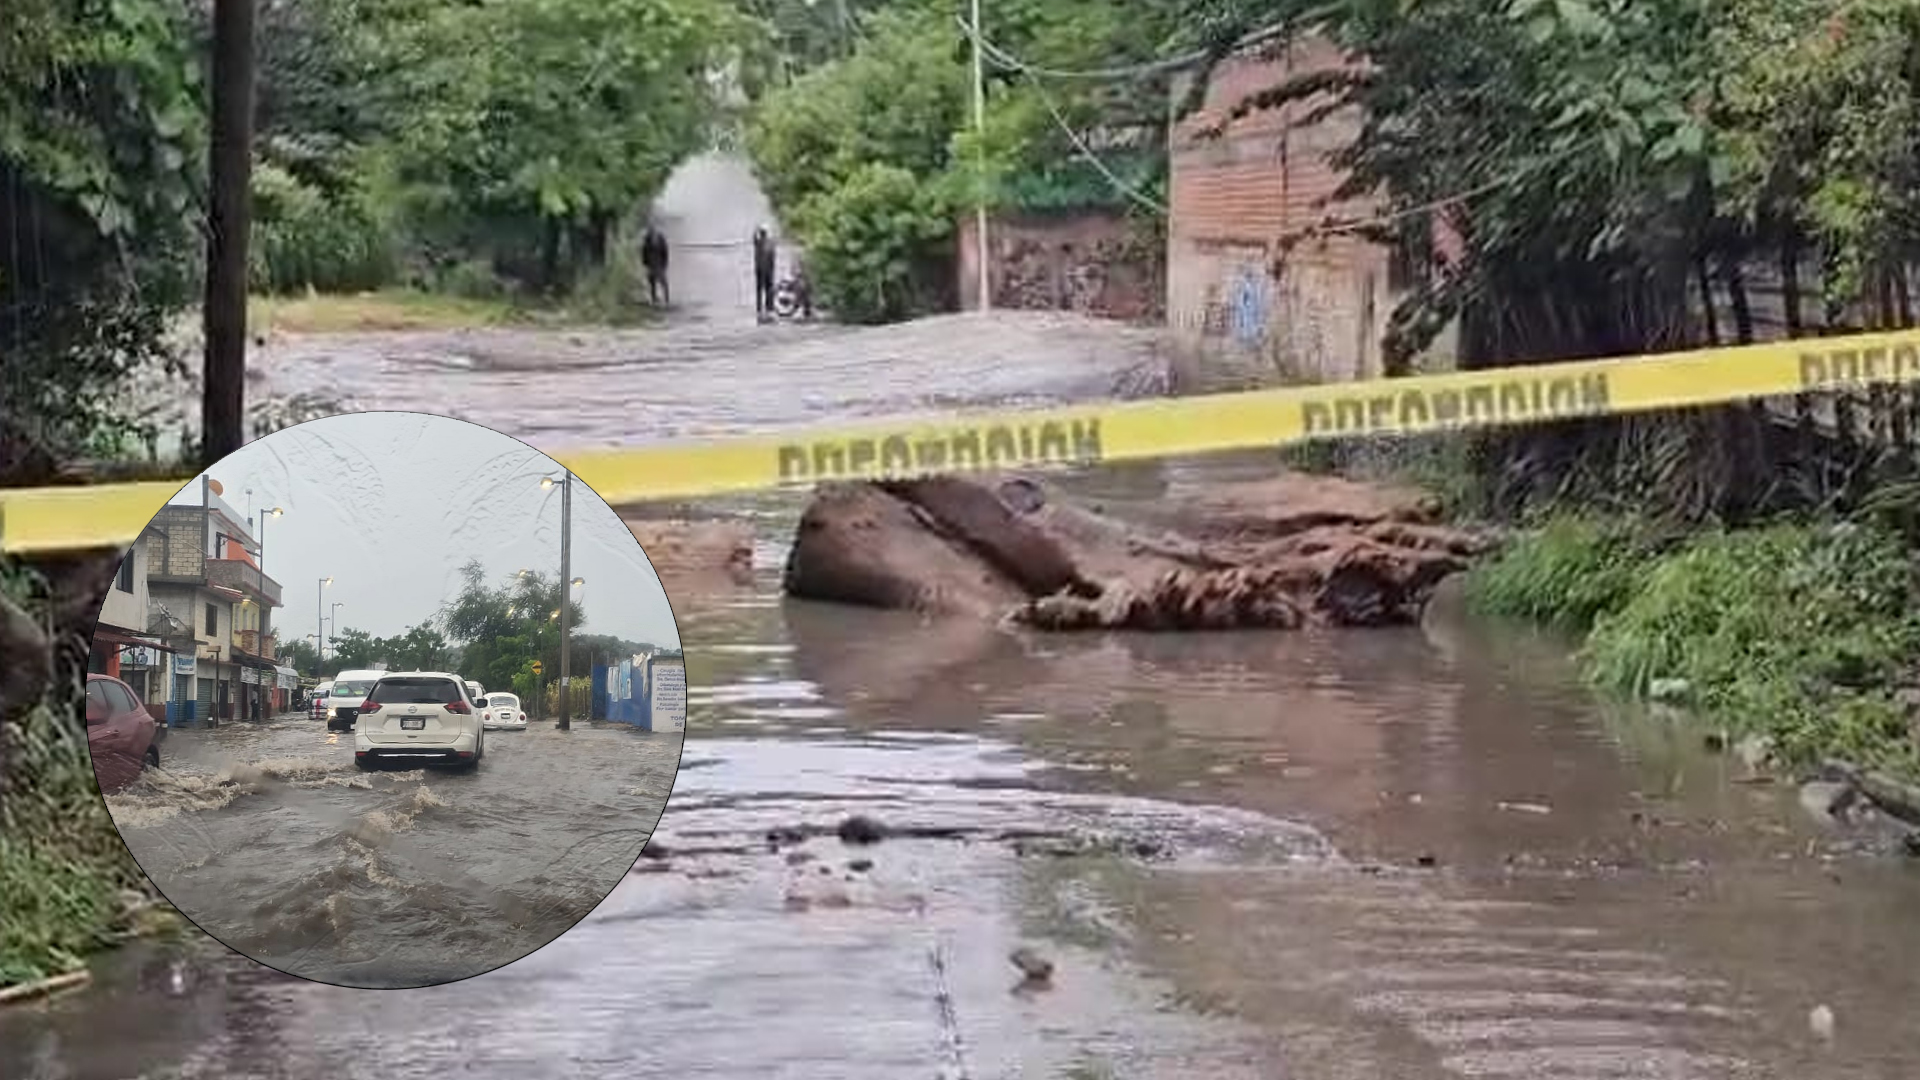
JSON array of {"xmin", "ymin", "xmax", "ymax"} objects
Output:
[
  {"xmin": 145, "ymin": 492, "xmax": 284, "ymax": 724},
  {"xmin": 89, "ymin": 523, "xmax": 182, "ymax": 721}
]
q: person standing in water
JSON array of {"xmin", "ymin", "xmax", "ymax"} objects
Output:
[
  {"xmin": 752, "ymin": 226, "xmax": 776, "ymax": 319},
  {"xmin": 641, "ymin": 224, "xmax": 670, "ymax": 306}
]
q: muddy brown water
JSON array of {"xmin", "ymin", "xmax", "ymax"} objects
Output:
[{"xmin": 6, "ymin": 309, "xmax": 1919, "ymax": 1078}]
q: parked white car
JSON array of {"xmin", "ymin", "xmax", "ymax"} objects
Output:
[
  {"xmin": 481, "ymin": 692, "xmax": 527, "ymax": 731},
  {"xmin": 325, "ymin": 669, "xmax": 386, "ymax": 731},
  {"xmin": 353, "ymin": 671, "xmax": 485, "ymax": 769}
]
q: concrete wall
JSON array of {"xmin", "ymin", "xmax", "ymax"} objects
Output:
[
  {"xmin": 958, "ymin": 211, "xmax": 1162, "ymax": 321},
  {"xmin": 1167, "ymin": 37, "xmax": 1434, "ymax": 383},
  {"xmin": 99, "ymin": 534, "xmax": 150, "ymax": 632}
]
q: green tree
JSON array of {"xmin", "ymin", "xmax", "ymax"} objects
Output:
[
  {"xmin": 0, "ymin": 0, "xmax": 205, "ymax": 476},
  {"xmin": 279, "ymin": 637, "xmax": 322, "ymax": 677},
  {"xmin": 440, "ymin": 560, "xmax": 585, "ymax": 695},
  {"xmin": 746, "ymin": 7, "xmax": 966, "ymax": 319},
  {"xmin": 376, "ymin": 0, "xmax": 756, "ymax": 293},
  {"xmin": 327, "ymin": 627, "xmax": 378, "ymax": 670},
  {"xmin": 385, "ymin": 623, "xmax": 452, "ymax": 671},
  {"xmin": 1191, "ymin": 0, "xmax": 1920, "ymax": 518},
  {"xmin": 743, "ymin": 0, "xmax": 1194, "ymax": 322}
]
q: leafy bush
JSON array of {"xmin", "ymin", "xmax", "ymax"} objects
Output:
[
  {"xmin": 0, "ymin": 565, "xmax": 141, "ymax": 987},
  {"xmin": 746, "ymin": 8, "xmax": 964, "ymax": 322},
  {"xmin": 1583, "ymin": 524, "xmax": 1920, "ymax": 770},
  {"xmin": 791, "ymin": 163, "xmax": 952, "ymax": 323},
  {"xmin": 1473, "ymin": 516, "xmax": 1920, "ymax": 774},
  {"xmin": 1463, "ymin": 517, "xmax": 1652, "ymax": 631},
  {"xmin": 1, "ymin": 0, "xmax": 205, "ymax": 472},
  {"xmin": 250, "ymin": 162, "xmax": 397, "ymax": 295}
]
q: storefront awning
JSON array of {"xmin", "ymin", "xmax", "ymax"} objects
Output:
[{"xmin": 91, "ymin": 626, "xmax": 171, "ymax": 651}]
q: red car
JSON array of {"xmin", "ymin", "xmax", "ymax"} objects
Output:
[{"xmin": 86, "ymin": 673, "xmax": 163, "ymax": 793}]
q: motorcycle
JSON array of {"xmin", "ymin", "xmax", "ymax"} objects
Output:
[{"xmin": 770, "ymin": 274, "xmax": 811, "ymax": 320}]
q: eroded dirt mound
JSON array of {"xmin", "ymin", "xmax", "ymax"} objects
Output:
[
  {"xmin": 622, "ymin": 518, "xmax": 756, "ymax": 593},
  {"xmin": 784, "ymin": 474, "xmax": 1492, "ymax": 632}
]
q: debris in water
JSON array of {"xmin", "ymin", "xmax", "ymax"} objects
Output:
[
  {"xmin": 1415, "ymin": 853, "xmax": 1438, "ymax": 869},
  {"xmin": 1904, "ymin": 832, "xmax": 1920, "ymax": 858},
  {"xmin": 848, "ymin": 857, "xmax": 874, "ymax": 873},
  {"xmin": 1647, "ymin": 677, "xmax": 1691, "ymax": 702},
  {"xmin": 1009, "ymin": 946, "xmax": 1054, "ymax": 987},
  {"xmin": 639, "ymin": 840, "xmax": 670, "ymax": 860},
  {"xmin": 786, "ymin": 851, "xmax": 814, "ymax": 866},
  {"xmin": 837, "ymin": 814, "xmax": 887, "ymax": 845},
  {"xmin": 1809, "ymin": 1003, "xmax": 1835, "ymax": 1041},
  {"xmin": 1497, "ymin": 800, "xmax": 1552, "ymax": 815}
]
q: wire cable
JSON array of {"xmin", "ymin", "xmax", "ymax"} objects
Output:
[
  {"xmin": 958, "ymin": 17, "xmax": 1170, "ymax": 215},
  {"xmin": 967, "ymin": 19, "xmax": 1293, "ymax": 82}
]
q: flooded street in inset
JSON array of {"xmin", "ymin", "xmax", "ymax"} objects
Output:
[{"xmin": 100, "ymin": 716, "xmax": 680, "ymax": 989}]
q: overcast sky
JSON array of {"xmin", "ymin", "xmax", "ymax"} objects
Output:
[{"xmin": 166, "ymin": 411, "xmax": 681, "ymax": 652}]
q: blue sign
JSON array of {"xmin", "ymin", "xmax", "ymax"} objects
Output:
[{"xmin": 173, "ymin": 653, "xmax": 197, "ymax": 675}]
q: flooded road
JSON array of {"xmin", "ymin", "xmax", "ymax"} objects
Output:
[
  {"xmin": 100, "ymin": 714, "xmax": 679, "ymax": 989},
  {"xmin": 9, "ymin": 291, "xmax": 1920, "ymax": 1076}
]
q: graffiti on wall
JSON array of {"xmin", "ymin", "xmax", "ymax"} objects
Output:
[
  {"xmin": 1190, "ymin": 257, "xmax": 1271, "ymax": 345},
  {"xmin": 1228, "ymin": 263, "xmax": 1267, "ymax": 346}
]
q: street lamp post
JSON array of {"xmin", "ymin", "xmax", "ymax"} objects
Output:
[
  {"xmin": 258, "ymin": 507, "xmax": 282, "ymax": 710},
  {"xmin": 257, "ymin": 507, "xmax": 282, "ymax": 598},
  {"xmin": 542, "ymin": 472, "xmax": 574, "ymax": 730},
  {"xmin": 316, "ymin": 576, "xmax": 332, "ymax": 669},
  {"xmin": 329, "ymin": 602, "xmax": 345, "ymax": 660}
]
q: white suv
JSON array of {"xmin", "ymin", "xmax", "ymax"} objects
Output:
[{"xmin": 353, "ymin": 671, "xmax": 486, "ymax": 769}]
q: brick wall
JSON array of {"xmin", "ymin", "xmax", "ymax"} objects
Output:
[
  {"xmin": 957, "ymin": 210, "xmax": 1162, "ymax": 321},
  {"xmin": 1167, "ymin": 36, "xmax": 1453, "ymax": 383}
]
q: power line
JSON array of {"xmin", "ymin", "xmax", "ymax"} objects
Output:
[
  {"xmin": 965, "ymin": 19, "xmax": 1294, "ymax": 82},
  {"xmin": 959, "ymin": 18, "xmax": 1169, "ymax": 216}
]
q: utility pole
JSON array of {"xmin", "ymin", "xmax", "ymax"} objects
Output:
[
  {"xmin": 968, "ymin": 0, "xmax": 991, "ymax": 313},
  {"xmin": 203, "ymin": 0, "xmax": 257, "ymax": 465},
  {"xmin": 557, "ymin": 470, "xmax": 573, "ymax": 730}
]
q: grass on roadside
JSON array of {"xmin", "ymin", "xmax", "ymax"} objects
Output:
[
  {"xmin": 1464, "ymin": 517, "xmax": 1920, "ymax": 777},
  {"xmin": 0, "ymin": 703, "xmax": 148, "ymax": 989},
  {"xmin": 249, "ymin": 278, "xmax": 666, "ymax": 337},
  {"xmin": 1, "ymin": 564, "xmax": 152, "ymax": 990},
  {"xmin": 249, "ymin": 289, "xmax": 518, "ymax": 335}
]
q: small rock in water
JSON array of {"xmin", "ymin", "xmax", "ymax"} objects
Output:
[
  {"xmin": 1735, "ymin": 734, "xmax": 1776, "ymax": 773},
  {"xmin": 1809, "ymin": 1003, "xmax": 1835, "ymax": 1041},
  {"xmin": 836, "ymin": 815, "xmax": 887, "ymax": 845},
  {"xmin": 1009, "ymin": 946, "xmax": 1054, "ymax": 985},
  {"xmin": 1798, "ymin": 780, "xmax": 1863, "ymax": 824},
  {"xmin": 848, "ymin": 858, "xmax": 874, "ymax": 873}
]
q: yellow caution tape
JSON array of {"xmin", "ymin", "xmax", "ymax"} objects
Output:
[{"xmin": 5, "ymin": 328, "xmax": 1919, "ymax": 555}]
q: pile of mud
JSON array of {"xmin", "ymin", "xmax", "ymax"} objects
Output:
[{"xmin": 783, "ymin": 472, "xmax": 1493, "ymax": 631}]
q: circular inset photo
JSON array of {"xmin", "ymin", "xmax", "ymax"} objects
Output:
[{"xmin": 83, "ymin": 412, "xmax": 686, "ymax": 988}]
